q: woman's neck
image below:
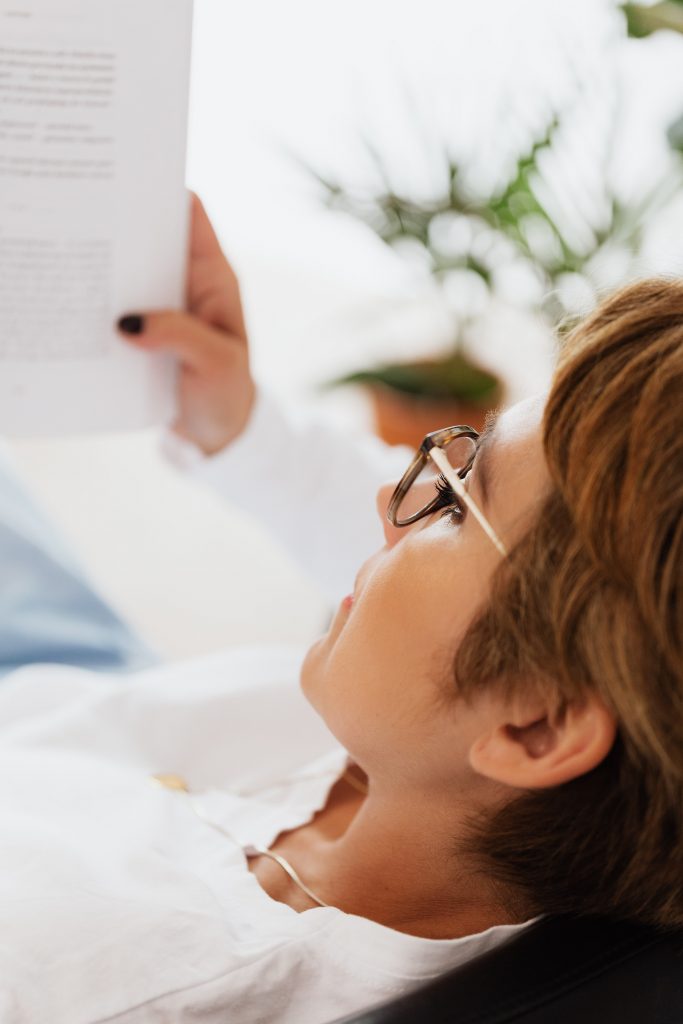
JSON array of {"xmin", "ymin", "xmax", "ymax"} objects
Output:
[{"xmin": 276, "ymin": 778, "xmax": 522, "ymax": 938}]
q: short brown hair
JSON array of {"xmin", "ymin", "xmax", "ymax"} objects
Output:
[{"xmin": 456, "ymin": 279, "xmax": 683, "ymax": 928}]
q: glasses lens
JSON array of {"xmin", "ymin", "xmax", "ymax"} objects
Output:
[{"xmin": 397, "ymin": 435, "xmax": 477, "ymax": 522}]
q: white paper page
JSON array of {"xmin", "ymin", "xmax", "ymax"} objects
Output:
[{"xmin": 0, "ymin": 0, "xmax": 193, "ymax": 436}]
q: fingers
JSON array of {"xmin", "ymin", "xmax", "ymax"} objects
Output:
[
  {"xmin": 117, "ymin": 310, "xmax": 231, "ymax": 372},
  {"xmin": 186, "ymin": 192, "xmax": 248, "ymax": 341},
  {"xmin": 189, "ymin": 192, "xmax": 225, "ymax": 263}
]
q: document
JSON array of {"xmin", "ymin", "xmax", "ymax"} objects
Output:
[{"xmin": 0, "ymin": 0, "xmax": 194, "ymax": 436}]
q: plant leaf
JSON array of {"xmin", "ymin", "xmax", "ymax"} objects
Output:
[
  {"xmin": 328, "ymin": 352, "xmax": 501, "ymax": 403},
  {"xmin": 622, "ymin": 2, "xmax": 683, "ymax": 38}
]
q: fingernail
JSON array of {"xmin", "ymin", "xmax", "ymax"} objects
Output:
[{"xmin": 117, "ymin": 315, "xmax": 145, "ymax": 335}]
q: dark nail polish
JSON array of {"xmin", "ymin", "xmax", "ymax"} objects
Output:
[{"xmin": 118, "ymin": 315, "xmax": 145, "ymax": 335}]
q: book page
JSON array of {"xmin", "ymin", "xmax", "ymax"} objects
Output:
[{"xmin": 0, "ymin": 0, "xmax": 194, "ymax": 436}]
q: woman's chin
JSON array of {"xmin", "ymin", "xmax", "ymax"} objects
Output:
[
  {"xmin": 300, "ymin": 595, "xmax": 354, "ymax": 699},
  {"xmin": 300, "ymin": 634, "xmax": 324, "ymax": 697}
]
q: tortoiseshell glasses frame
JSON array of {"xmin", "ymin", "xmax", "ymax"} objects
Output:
[{"xmin": 386, "ymin": 425, "xmax": 508, "ymax": 557}]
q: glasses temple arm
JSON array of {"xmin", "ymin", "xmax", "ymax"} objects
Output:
[{"xmin": 429, "ymin": 446, "xmax": 508, "ymax": 557}]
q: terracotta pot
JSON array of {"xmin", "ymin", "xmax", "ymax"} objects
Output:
[{"xmin": 369, "ymin": 385, "xmax": 502, "ymax": 449}]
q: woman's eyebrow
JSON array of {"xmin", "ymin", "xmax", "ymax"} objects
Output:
[{"xmin": 473, "ymin": 412, "xmax": 500, "ymax": 510}]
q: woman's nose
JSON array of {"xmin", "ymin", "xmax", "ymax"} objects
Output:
[{"xmin": 376, "ymin": 481, "xmax": 406, "ymax": 548}]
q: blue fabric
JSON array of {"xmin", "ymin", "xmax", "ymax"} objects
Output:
[{"xmin": 0, "ymin": 450, "xmax": 159, "ymax": 677}]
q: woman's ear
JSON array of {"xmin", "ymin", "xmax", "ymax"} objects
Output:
[{"xmin": 468, "ymin": 693, "xmax": 616, "ymax": 790}]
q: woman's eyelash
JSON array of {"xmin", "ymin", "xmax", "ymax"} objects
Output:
[{"xmin": 434, "ymin": 474, "xmax": 465, "ymax": 524}]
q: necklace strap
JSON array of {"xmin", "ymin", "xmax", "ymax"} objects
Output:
[
  {"xmin": 343, "ymin": 767, "xmax": 369, "ymax": 796},
  {"xmin": 250, "ymin": 845, "xmax": 330, "ymax": 908},
  {"xmin": 151, "ymin": 770, "xmax": 355, "ymax": 910}
]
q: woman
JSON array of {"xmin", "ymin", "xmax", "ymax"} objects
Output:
[{"xmin": 0, "ymin": 198, "xmax": 680, "ymax": 1023}]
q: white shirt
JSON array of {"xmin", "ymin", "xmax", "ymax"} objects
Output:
[
  {"xmin": 0, "ymin": 394, "xmax": 531, "ymax": 1023},
  {"xmin": 0, "ymin": 651, "xmax": 529, "ymax": 1024}
]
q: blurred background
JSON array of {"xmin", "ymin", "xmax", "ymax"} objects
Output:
[{"xmin": 11, "ymin": 0, "xmax": 683, "ymax": 660}]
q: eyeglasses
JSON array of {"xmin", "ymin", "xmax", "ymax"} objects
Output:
[{"xmin": 386, "ymin": 425, "xmax": 508, "ymax": 557}]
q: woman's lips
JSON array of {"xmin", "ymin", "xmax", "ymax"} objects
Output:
[{"xmin": 341, "ymin": 561, "xmax": 374, "ymax": 613}]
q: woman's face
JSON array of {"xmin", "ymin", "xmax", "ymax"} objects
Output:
[{"xmin": 301, "ymin": 395, "xmax": 550, "ymax": 792}]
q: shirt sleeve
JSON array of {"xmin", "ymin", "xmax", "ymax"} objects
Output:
[{"xmin": 162, "ymin": 390, "xmax": 411, "ymax": 600}]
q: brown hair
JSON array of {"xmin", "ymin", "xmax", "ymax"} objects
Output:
[{"xmin": 456, "ymin": 279, "xmax": 683, "ymax": 928}]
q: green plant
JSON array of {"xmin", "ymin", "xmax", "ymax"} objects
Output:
[
  {"xmin": 332, "ymin": 351, "xmax": 501, "ymax": 405},
  {"xmin": 622, "ymin": 1, "xmax": 683, "ymax": 38},
  {"xmin": 307, "ymin": 38, "xmax": 683, "ymax": 403}
]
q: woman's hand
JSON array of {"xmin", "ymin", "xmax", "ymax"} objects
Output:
[{"xmin": 117, "ymin": 194, "xmax": 256, "ymax": 456}]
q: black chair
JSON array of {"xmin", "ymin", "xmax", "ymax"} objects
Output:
[{"xmin": 337, "ymin": 915, "xmax": 683, "ymax": 1024}]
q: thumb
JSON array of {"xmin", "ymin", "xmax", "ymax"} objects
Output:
[{"xmin": 117, "ymin": 311, "xmax": 232, "ymax": 373}]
